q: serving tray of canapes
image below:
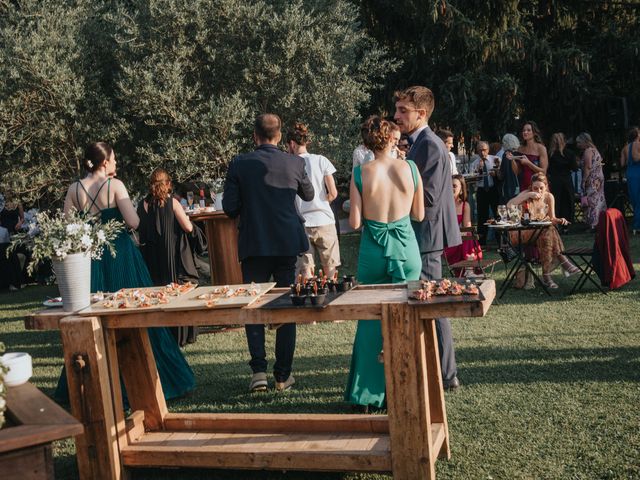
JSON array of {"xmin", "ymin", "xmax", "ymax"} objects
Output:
[
  {"xmin": 261, "ymin": 271, "xmax": 356, "ymax": 309},
  {"xmin": 407, "ymin": 278, "xmax": 484, "ymax": 305},
  {"xmin": 78, "ymin": 282, "xmax": 198, "ymax": 315},
  {"xmin": 162, "ymin": 282, "xmax": 276, "ymax": 310}
]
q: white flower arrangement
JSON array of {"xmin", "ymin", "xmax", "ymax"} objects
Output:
[
  {"xmin": 10, "ymin": 209, "xmax": 124, "ymax": 274},
  {"xmin": 0, "ymin": 342, "xmax": 6, "ymax": 430}
]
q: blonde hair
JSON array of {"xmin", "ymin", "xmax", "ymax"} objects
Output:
[{"xmin": 548, "ymin": 133, "xmax": 566, "ymax": 156}]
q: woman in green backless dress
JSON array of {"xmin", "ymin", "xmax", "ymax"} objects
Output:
[
  {"xmin": 55, "ymin": 142, "xmax": 194, "ymax": 402},
  {"xmin": 344, "ymin": 118, "xmax": 424, "ymax": 409}
]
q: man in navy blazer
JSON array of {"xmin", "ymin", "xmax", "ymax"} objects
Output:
[
  {"xmin": 223, "ymin": 113, "xmax": 314, "ymax": 392},
  {"xmin": 394, "ymin": 86, "xmax": 462, "ymax": 390}
]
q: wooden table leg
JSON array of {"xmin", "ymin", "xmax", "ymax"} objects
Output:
[
  {"xmin": 381, "ymin": 304, "xmax": 436, "ymax": 480},
  {"xmin": 114, "ymin": 327, "xmax": 168, "ymax": 431},
  {"xmin": 60, "ymin": 316, "xmax": 123, "ymax": 480},
  {"xmin": 424, "ymin": 317, "xmax": 450, "ymax": 459}
]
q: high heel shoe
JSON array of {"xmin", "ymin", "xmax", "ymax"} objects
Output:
[
  {"xmin": 541, "ymin": 274, "xmax": 559, "ymax": 289},
  {"xmin": 561, "ymin": 260, "xmax": 580, "ymax": 277}
]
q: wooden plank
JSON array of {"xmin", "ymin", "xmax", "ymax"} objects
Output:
[
  {"xmin": 162, "ymin": 283, "xmax": 276, "ymax": 311},
  {"xmin": 6, "ymin": 383, "xmax": 82, "ymax": 429},
  {"xmin": 0, "ymin": 425, "xmax": 83, "ymax": 454},
  {"xmin": 60, "ymin": 316, "xmax": 122, "ymax": 480},
  {"xmin": 104, "ymin": 328, "xmax": 130, "ymax": 480},
  {"xmin": 382, "ymin": 303, "xmax": 435, "ymax": 480},
  {"xmin": 163, "ymin": 413, "xmax": 388, "ymax": 434},
  {"xmin": 0, "ymin": 443, "xmax": 52, "ymax": 480},
  {"xmin": 424, "ymin": 317, "xmax": 450, "ymax": 459},
  {"xmin": 430, "ymin": 423, "xmax": 446, "ymax": 457},
  {"xmin": 122, "ymin": 430, "xmax": 391, "ymax": 472},
  {"xmin": 116, "ymin": 328, "xmax": 168, "ymax": 431},
  {"xmin": 125, "ymin": 411, "xmax": 145, "ymax": 444}
]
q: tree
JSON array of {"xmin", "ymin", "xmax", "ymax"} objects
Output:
[
  {"xmin": 0, "ymin": 0, "xmax": 393, "ymax": 204},
  {"xmin": 360, "ymin": 0, "xmax": 640, "ymax": 156}
]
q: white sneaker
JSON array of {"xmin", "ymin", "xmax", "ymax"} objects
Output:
[{"xmin": 249, "ymin": 372, "xmax": 268, "ymax": 392}]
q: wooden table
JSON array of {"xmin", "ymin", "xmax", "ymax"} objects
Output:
[
  {"xmin": 25, "ymin": 282, "xmax": 495, "ymax": 480},
  {"xmin": 0, "ymin": 383, "xmax": 84, "ymax": 480},
  {"xmin": 187, "ymin": 210, "xmax": 242, "ymax": 284}
]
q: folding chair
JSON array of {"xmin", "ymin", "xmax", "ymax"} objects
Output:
[
  {"xmin": 448, "ymin": 226, "xmax": 500, "ymax": 279},
  {"xmin": 561, "ymin": 245, "xmax": 607, "ymax": 295}
]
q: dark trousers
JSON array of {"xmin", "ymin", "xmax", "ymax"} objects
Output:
[
  {"xmin": 420, "ymin": 250, "xmax": 458, "ymax": 382},
  {"xmin": 550, "ymin": 175, "xmax": 575, "ymax": 223},
  {"xmin": 241, "ymin": 256, "xmax": 297, "ymax": 382},
  {"xmin": 476, "ymin": 186, "xmax": 500, "ymax": 245}
]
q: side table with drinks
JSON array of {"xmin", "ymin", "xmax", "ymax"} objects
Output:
[{"xmin": 489, "ymin": 204, "xmax": 553, "ymax": 297}]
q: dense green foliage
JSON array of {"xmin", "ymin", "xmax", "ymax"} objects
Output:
[
  {"xmin": 362, "ymin": 0, "xmax": 640, "ymax": 148},
  {"xmin": 0, "ymin": 0, "xmax": 392, "ymax": 205},
  {"xmin": 2, "ymin": 0, "xmax": 640, "ymax": 206}
]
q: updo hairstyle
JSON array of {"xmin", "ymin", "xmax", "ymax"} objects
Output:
[
  {"xmin": 84, "ymin": 142, "xmax": 113, "ymax": 173},
  {"xmin": 362, "ymin": 116, "xmax": 396, "ymax": 152},
  {"xmin": 286, "ymin": 122, "xmax": 311, "ymax": 145},
  {"xmin": 149, "ymin": 168, "xmax": 172, "ymax": 206},
  {"xmin": 530, "ymin": 172, "xmax": 549, "ymax": 190}
]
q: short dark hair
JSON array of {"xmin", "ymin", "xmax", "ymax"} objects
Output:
[
  {"xmin": 254, "ymin": 114, "xmax": 281, "ymax": 141},
  {"xmin": 436, "ymin": 129, "xmax": 454, "ymax": 142}
]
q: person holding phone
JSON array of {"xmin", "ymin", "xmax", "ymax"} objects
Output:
[{"xmin": 510, "ymin": 121, "xmax": 548, "ymax": 191}]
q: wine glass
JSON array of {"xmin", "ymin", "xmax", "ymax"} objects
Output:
[
  {"xmin": 508, "ymin": 205, "xmax": 521, "ymax": 224},
  {"xmin": 497, "ymin": 205, "xmax": 508, "ymax": 222},
  {"xmin": 186, "ymin": 191, "xmax": 194, "ymax": 210}
]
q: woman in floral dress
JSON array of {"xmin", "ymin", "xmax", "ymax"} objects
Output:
[{"xmin": 576, "ymin": 132, "xmax": 606, "ymax": 230}]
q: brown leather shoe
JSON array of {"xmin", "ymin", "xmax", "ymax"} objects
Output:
[{"xmin": 443, "ymin": 376, "xmax": 461, "ymax": 392}]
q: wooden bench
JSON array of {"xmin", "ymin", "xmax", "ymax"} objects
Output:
[{"xmin": 0, "ymin": 382, "xmax": 83, "ymax": 480}]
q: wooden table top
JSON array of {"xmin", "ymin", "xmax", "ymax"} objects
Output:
[{"xmin": 25, "ymin": 281, "xmax": 495, "ymax": 331}]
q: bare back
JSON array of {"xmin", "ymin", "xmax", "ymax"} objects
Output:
[
  {"xmin": 359, "ymin": 160, "xmax": 415, "ymax": 222},
  {"xmin": 64, "ymin": 176, "xmax": 140, "ymax": 228}
]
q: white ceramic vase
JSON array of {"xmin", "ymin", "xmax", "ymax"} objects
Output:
[
  {"xmin": 52, "ymin": 252, "xmax": 91, "ymax": 312},
  {"xmin": 214, "ymin": 192, "xmax": 224, "ymax": 211}
]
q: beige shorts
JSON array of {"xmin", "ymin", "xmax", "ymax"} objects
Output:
[{"xmin": 297, "ymin": 224, "xmax": 341, "ymax": 276}]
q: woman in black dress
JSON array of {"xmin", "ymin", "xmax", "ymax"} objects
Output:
[
  {"xmin": 547, "ymin": 133, "xmax": 577, "ymax": 232},
  {"xmin": 138, "ymin": 168, "xmax": 199, "ymax": 346}
]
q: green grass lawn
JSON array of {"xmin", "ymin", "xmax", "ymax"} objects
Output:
[{"xmin": 1, "ymin": 229, "xmax": 639, "ymax": 479}]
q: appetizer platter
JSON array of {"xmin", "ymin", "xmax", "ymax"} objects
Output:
[
  {"xmin": 78, "ymin": 282, "xmax": 198, "ymax": 315},
  {"xmin": 163, "ymin": 282, "xmax": 276, "ymax": 310},
  {"xmin": 407, "ymin": 278, "xmax": 484, "ymax": 305}
]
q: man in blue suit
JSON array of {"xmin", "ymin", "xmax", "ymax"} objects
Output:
[
  {"xmin": 394, "ymin": 86, "xmax": 463, "ymax": 390},
  {"xmin": 223, "ymin": 113, "xmax": 314, "ymax": 392}
]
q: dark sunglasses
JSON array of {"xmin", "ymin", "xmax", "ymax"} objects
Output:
[{"xmin": 398, "ymin": 143, "xmax": 410, "ymax": 149}]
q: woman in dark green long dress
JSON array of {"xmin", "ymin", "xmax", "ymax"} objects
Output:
[
  {"xmin": 56, "ymin": 142, "xmax": 194, "ymax": 402},
  {"xmin": 344, "ymin": 118, "xmax": 424, "ymax": 408}
]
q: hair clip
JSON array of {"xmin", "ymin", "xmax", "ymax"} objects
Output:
[{"xmin": 87, "ymin": 160, "xmax": 93, "ymax": 168}]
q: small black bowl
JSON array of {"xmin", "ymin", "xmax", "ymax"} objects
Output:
[
  {"xmin": 290, "ymin": 294, "xmax": 307, "ymax": 306},
  {"xmin": 309, "ymin": 294, "xmax": 326, "ymax": 306}
]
